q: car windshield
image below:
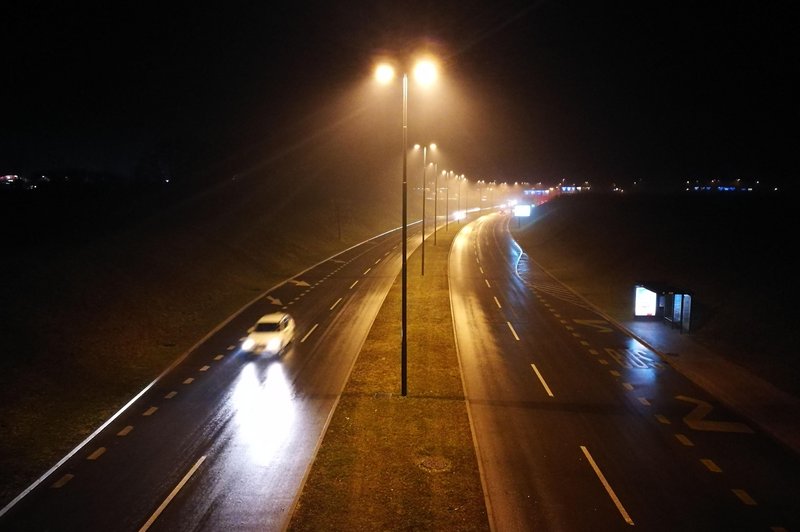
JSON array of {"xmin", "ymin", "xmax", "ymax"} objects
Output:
[{"xmin": 254, "ymin": 322, "xmax": 280, "ymax": 332}]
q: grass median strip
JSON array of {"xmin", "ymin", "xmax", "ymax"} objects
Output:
[{"xmin": 288, "ymin": 228, "xmax": 489, "ymax": 531}]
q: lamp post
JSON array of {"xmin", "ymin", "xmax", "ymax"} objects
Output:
[
  {"xmin": 414, "ymin": 143, "xmax": 435, "ymax": 265},
  {"xmin": 375, "ymin": 58, "xmax": 437, "ymax": 397},
  {"xmin": 444, "ymin": 170, "xmax": 449, "ymax": 232},
  {"xmin": 433, "ymin": 161, "xmax": 438, "ymax": 244}
]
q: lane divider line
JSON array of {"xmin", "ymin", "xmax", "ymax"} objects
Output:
[
  {"xmin": 51, "ymin": 474, "xmax": 74, "ymax": 489},
  {"xmin": 143, "ymin": 407, "xmax": 158, "ymax": 417},
  {"xmin": 117, "ymin": 426, "xmax": 134, "ymax": 436},
  {"xmin": 349, "ymin": 280, "xmax": 359, "ymax": 289},
  {"xmin": 530, "ymin": 364, "xmax": 554, "ymax": 397},
  {"xmin": 139, "ymin": 455, "xmax": 207, "ymax": 532},
  {"xmin": 330, "ymin": 297, "xmax": 343, "ymax": 311},
  {"xmin": 580, "ymin": 445, "xmax": 634, "ymax": 526},
  {"xmin": 86, "ymin": 447, "xmax": 106, "ymax": 461},
  {"xmin": 493, "ymin": 296, "xmax": 502, "ymax": 309},
  {"xmin": 507, "ymin": 322, "xmax": 520, "ymax": 341},
  {"xmin": 731, "ymin": 489, "xmax": 757, "ymax": 506},
  {"xmin": 301, "ymin": 324, "xmax": 319, "ymax": 343}
]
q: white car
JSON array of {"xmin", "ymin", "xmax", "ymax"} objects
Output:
[{"xmin": 241, "ymin": 312, "xmax": 296, "ymax": 355}]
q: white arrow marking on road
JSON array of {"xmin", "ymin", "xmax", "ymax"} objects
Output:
[
  {"xmin": 573, "ymin": 319, "xmax": 613, "ymax": 333},
  {"xmin": 290, "ymin": 279, "xmax": 311, "ymax": 287},
  {"xmin": 266, "ymin": 295, "xmax": 283, "ymax": 306},
  {"xmin": 676, "ymin": 395, "xmax": 754, "ymax": 433}
]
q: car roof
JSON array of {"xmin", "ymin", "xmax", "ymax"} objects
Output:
[{"xmin": 256, "ymin": 312, "xmax": 290, "ymax": 324}]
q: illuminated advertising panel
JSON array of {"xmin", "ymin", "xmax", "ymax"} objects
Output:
[{"xmin": 634, "ymin": 285, "xmax": 657, "ymax": 316}]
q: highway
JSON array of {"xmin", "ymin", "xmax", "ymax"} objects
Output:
[
  {"xmin": 450, "ymin": 213, "xmax": 800, "ymax": 531},
  {"xmin": 0, "ymin": 227, "xmax": 418, "ymax": 531}
]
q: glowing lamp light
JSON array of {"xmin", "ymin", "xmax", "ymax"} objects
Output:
[
  {"xmin": 374, "ymin": 63, "xmax": 395, "ymax": 84},
  {"xmin": 413, "ymin": 59, "xmax": 437, "ymax": 85}
]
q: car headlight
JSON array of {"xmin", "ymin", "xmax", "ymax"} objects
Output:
[
  {"xmin": 267, "ymin": 337, "xmax": 282, "ymax": 353},
  {"xmin": 242, "ymin": 338, "xmax": 255, "ymax": 351}
]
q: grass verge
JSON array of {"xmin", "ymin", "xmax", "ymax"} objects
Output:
[{"xmin": 288, "ymin": 226, "xmax": 489, "ymax": 531}]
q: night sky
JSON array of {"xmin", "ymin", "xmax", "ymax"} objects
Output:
[{"xmin": 3, "ymin": 1, "xmax": 797, "ymax": 190}]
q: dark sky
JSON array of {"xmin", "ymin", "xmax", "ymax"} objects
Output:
[{"xmin": 3, "ymin": 1, "xmax": 797, "ymax": 189}]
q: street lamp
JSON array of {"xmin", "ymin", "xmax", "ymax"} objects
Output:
[
  {"xmin": 414, "ymin": 143, "xmax": 436, "ymax": 266},
  {"xmin": 444, "ymin": 169, "xmax": 449, "ymax": 232},
  {"xmin": 374, "ymin": 57, "xmax": 438, "ymax": 397}
]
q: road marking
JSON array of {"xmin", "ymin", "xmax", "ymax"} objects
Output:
[
  {"xmin": 676, "ymin": 395, "xmax": 754, "ymax": 433},
  {"xmin": 637, "ymin": 397, "xmax": 651, "ymax": 406},
  {"xmin": 213, "ymin": 355, "xmax": 224, "ymax": 361},
  {"xmin": 732, "ymin": 489, "xmax": 757, "ymax": 506},
  {"xmin": 675, "ymin": 434, "xmax": 694, "ymax": 446},
  {"xmin": 143, "ymin": 407, "xmax": 158, "ymax": 416},
  {"xmin": 363, "ymin": 267, "xmax": 371, "ymax": 275},
  {"xmin": 485, "ymin": 279, "xmax": 491, "ymax": 288},
  {"xmin": 622, "ymin": 383, "xmax": 634, "ymax": 391},
  {"xmin": 507, "ymin": 322, "xmax": 520, "ymax": 341},
  {"xmin": 183, "ymin": 378, "xmax": 194, "ymax": 384},
  {"xmin": 199, "ymin": 365, "xmax": 210, "ymax": 372},
  {"xmin": 86, "ymin": 447, "xmax": 106, "ymax": 460},
  {"xmin": 165, "ymin": 391, "xmax": 177, "ymax": 399},
  {"xmin": 117, "ymin": 425, "xmax": 134, "ymax": 436},
  {"xmin": 375, "ymin": 258, "xmax": 382, "ymax": 264},
  {"xmin": 350, "ymin": 280, "xmax": 359, "ymax": 289},
  {"xmin": 573, "ymin": 319, "xmax": 613, "ymax": 333},
  {"xmin": 700, "ymin": 459, "xmax": 722, "ymax": 472},
  {"xmin": 609, "ymin": 370, "xmax": 620, "ymax": 377},
  {"xmin": 139, "ymin": 455, "xmax": 206, "ymax": 532},
  {"xmin": 655, "ymin": 414, "xmax": 671, "ymax": 424},
  {"xmin": 493, "ymin": 296, "xmax": 502, "ymax": 309},
  {"xmin": 266, "ymin": 295, "xmax": 282, "ymax": 306},
  {"xmin": 330, "ymin": 297, "xmax": 343, "ymax": 310},
  {"xmin": 51, "ymin": 474, "xmax": 74, "ymax": 489},
  {"xmin": 589, "ymin": 349, "xmax": 600, "ymax": 356},
  {"xmin": 531, "ymin": 364, "xmax": 554, "ymax": 397},
  {"xmin": 580, "ymin": 446, "xmax": 634, "ymax": 526},
  {"xmin": 301, "ymin": 324, "xmax": 319, "ymax": 343},
  {"xmin": 226, "ymin": 345, "xmax": 235, "ymax": 351},
  {"xmin": 289, "ymin": 279, "xmax": 311, "ymax": 287}
]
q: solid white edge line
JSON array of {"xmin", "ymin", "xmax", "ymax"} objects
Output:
[
  {"xmin": 138, "ymin": 455, "xmax": 206, "ymax": 532},
  {"xmin": 530, "ymin": 364, "xmax": 554, "ymax": 397},
  {"xmin": 580, "ymin": 445, "xmax": 634, "ymax": 525},
  {"xmin": 301, "ymin": 323, "xmax": 319, "ymax": 343}
]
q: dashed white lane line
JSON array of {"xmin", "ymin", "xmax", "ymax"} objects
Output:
[
  {"xmin": 531, "ymin": 364, "xmax": 554, "ymax": 397},
  {"xmin": 199, "ymin": 365, "xmax": 210, "ymax": 372},
  {"xmin": 330, "ymin": 297, "xmax": 343, "ymax": 310},
  {"xmin": 493, "ymin": 296, "xmax": 502, "ymax": 309},
  {"xmin": 183, "ymin": 378, "xmax": 194, "ymax": 385},
  {"xmin": 485, "ymin": 279, "xmax": 491, "ymax": 288},
  {"xmin": 86, "ymin": 447, "xmax": 106, "ymax": 460},
  {"xmin": 139, "ymin": 455, "xmax": 207, "ymax": 532},
  {"xmin": 143, "ymin": 407, "xmax": 158, "ymax": 417},
  {"xmin": 675, "ymin": 434, "xmax": 694, "ymax": 446},
  {"xmin": 51, "ymin": 474, "xmax": 74, "ymax": 489},
  {"xmin": 580, "ymin": 445, "xmax": 634, "ymax": 526},
  {"xmin": 700, "ymin": 459, "xmax": 722, "ymax": 473},
  {"xmin": 655, "ymin": 414, "xmax": 671, "ymax": 424},
  {"xmin": 363, "ymin": 267, "xmax": 371, "ymax": 275},
  {"xmin": 637, "ymin": 397, "xmax": 651, "ymax": 406},
  {"xmin": 165, "ymin": 391, "xmax": 177, "ymax": 399},
  {"xmin": 732, "ymin": 489, "xmax": 757, "ymax": 506},
  {"xmin": 117, "ymin": 425, "xmax": 134, "ymax": 436},
  {"xmin": 349, "ymin": 280, "xmax": 359, "ymax": 289},
  {"xmin": 301, "ymin": 324, "xmax": 319, "ymax": 343},
  {"xmin": 213, "ymin": 355, "xmax": 224, "ymax": 361},
  {"xmin": 507, "ymin": 322, "xmax": 520, "ymax": 341}
]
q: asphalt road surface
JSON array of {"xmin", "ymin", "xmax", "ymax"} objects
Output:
[
  {"xmin": 0, "ymin": 226, "xmax": 421, "ymax": 531},
  {"xmin": 449, "ymin": 213, "xmax": 800, "ymax": 531}
]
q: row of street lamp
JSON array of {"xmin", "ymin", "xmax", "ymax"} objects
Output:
[{"xmin": 374, "ymin": 56, "xmax": 500, "ymax": 396}]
